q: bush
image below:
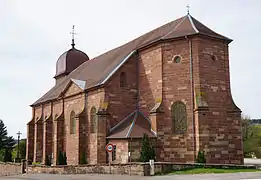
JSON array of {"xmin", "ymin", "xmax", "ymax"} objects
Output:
[
  {"xmin": 139, "ymin": 134, "xmax": 155, "ymax": 162},
  {"xmin": 196, "ymin": 151, "xmax": 206, "ymax": 163},
  {"xmin": 45, "ymin": 155, "xmax": 51, "ymax": 166},
  {"xmin": 32, "ymin": 161, "xmax": 41, "ymax": 165},
  {"xmin": 3, "ymin": 148, "xmax": 12, "ymax": 162},
  {"xmin": 80, "ymin": 152, "xmax": 87, "ymax": 164},
  {"xmin": 57, "ymin": 151, "xmax": 67, "ymax": 165}
]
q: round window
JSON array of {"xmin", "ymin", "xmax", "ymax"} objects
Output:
[{"xmin": 173, "ymin": 56, "xmax": 181, "ymax": 63}]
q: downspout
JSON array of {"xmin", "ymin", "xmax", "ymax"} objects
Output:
[
  {"xmin": 187, "ymin": 36, "xmax": 196, "ymax": 162},
  {"xmin": 136, "ymin": 52, "xmax": 140, "ymax": 110},
  {"xmin": 85, "ymin": 92, "xmax": 89, "ymax": 163}
]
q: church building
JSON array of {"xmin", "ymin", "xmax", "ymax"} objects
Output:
[{"xmin": 26, "ymin": 13, "xmax": 243, "ymax": 165}]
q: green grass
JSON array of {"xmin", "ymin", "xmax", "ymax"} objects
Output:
[{"xmin": 165, "ymin": 168, "xmax": 261, "ymax": 175}]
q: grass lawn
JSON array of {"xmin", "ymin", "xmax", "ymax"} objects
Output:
[{"xmin": 164, "ymin": 168, "xmax": 261, "ymax": 175}]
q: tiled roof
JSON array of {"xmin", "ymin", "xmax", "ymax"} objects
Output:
[
  {"xmin": 32, "ymin": 14, "xmax": 231, "ymax": 106},
  {"xmin": 107, "ymin": 110, "xmax": 156, "ymax": 139}
]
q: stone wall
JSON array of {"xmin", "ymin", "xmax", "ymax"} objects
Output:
[
  {"xmin": 87, "ymin": 89, "xmax": 106, "ymax": 164},
  {"xmin": 0, "ymin": 162, "xmax": 22, "ymax": 176},
  {"xmin": 195, "ymin": 38, "xmax": 243, "ymax": 164},
  {"xmin": 159, "ymin": 39, "xmax": 195, "ymax": 162},
  {"xmin": 105, "ymin": 53, "xmax": 138, "ymax": 128},
  {"xmin": 139, "ymin": 45, "xmax": 162, "ymax": 117},
  {"xmin": 27, "ymin": 162, "xmax": 258, "ymax": 176},
  {"xmin": 64, "ymin": 93, "xmax": 85, "ymax": 165},
  {"xmin": 27, "ymin": 164, "xmax": 146, "ymax": 176},
  {"xmin": 108, "ymin": 140, "xmax": 129, "ymax": 164}
]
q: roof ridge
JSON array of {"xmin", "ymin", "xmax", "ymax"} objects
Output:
[
  {"xmin": 161, "ymin": 15, "xmax": 188, "ymax": 39},
  {"xmin": 99, "ymin": 50, "xmax": 136, "ymax": 85},
  {"xmin": 110, "ymin": 110, "xmax": 137, "ymax": 132},
  {"xmin": 126, "ymin": 111, "xmax": 138, "ymax": 138},
  {"xmin": 188, "ymin": 14, "xmax": 199, "ymax": 33}
]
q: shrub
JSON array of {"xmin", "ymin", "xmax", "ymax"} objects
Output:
[
  {"xmin": 139, "ymin": 134, "xmax": 155, "ymax": 162},
  {"xmin": 80, "ymin": 152, "xmax": 87, "ymax": 164},
  {"xmin": 45, "ymin": 155, "xmax": 51, "ymax": 166},
  {"xmin": 57, "ymin": 151, "xmax": 67, "ymax": 165},
  {"xmin": 196, "ymin": 151, "xmax": 206, "ymax": 163},
  {"xmin": 32, "ymin": 161, "xmax": 41, "ymax": 165}
]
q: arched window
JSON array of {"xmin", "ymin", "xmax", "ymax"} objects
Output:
[
  {"xmin": 120, "ymin": 72, "xmax": 127, "ymax": 87},
  {"xmin": 70, "ymin": 111, "xmax": 76, "ymax": 134},
  {"xmin": 90, "ymin": 107, "xmax": 97, "ymax": 133},
  {"xmin": 172, "ymin": 101, "xmax": 187, "ymax": 133}
]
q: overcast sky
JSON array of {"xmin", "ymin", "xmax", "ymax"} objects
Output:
[{"xmin": 0, "ymin": 0, "xmax": 260, "ymax": 138}]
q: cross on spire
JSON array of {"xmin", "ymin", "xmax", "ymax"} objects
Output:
[
  {"xmin": 70, "ymin": 25, "xmax": 76, "ymax": 48},
  {"xmin": 186, "ymin": 4, "xmax": 190, "ymax": 15}
]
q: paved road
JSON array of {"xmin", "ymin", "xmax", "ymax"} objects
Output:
[{"xmin": 1, "ymin": 173, "xmax": 261, "ymax": 180}]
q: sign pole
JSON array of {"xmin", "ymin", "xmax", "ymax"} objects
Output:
[
  {"xmin": 105, "ymin": 143, "xmax": 114, "ymax": 175},
  {"xmin": 109, "ymin": 152, "xmax": 111, "ymax": 174}
]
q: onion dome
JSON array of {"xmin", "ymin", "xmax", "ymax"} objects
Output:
[
  {"xmin": 54, "ymin": 25, "xmax": 89, "ymax": 78},
  {"xmin": 54, "ymin": 47, "xmax": 89, "ymax": 78}
]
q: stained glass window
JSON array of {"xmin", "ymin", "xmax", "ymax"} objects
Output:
[
  {"xmin": 90, "ymin": 107, "xmax": 97, "ymax": 133},
  {"xmin": 70, "ymin": 111, "xmax": 76, "ymax": 134},
  {"xmin": 172, "ymin": 101, "xmax": 187, "ymax": 133}
]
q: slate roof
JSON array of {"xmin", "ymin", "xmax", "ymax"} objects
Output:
[
  {"xmin": 32, "ymin": 14, "xmax": 231, "ymax": 106},
  {"xmin": 107, "ymin": 110, "xmax": 156, "ymax": 139}
]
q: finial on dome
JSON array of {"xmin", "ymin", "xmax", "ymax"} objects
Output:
[
  {"xmin": 186, "ymin": 4, "xmax": 190, "ymax": 15},
  {"xmin": 70, "ymin": 25, "xmax": 76, "ymax": 48}
]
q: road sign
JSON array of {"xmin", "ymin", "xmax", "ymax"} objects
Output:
[{"xmin": 106, "ymin": 143, "xmax": 114, "ymax": 153}]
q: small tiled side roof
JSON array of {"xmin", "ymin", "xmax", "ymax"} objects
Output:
[
  {"xmin": 107, "ymin": 110, "xmax": 156, "ymax": 139},
  {"xmin": 32, "ymin": 14, "xmax": 231, "ymax": 106}
]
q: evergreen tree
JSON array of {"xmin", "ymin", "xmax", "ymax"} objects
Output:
[
  {"xmin": 12, "ymin": 139, "xmax": 26, "ymax": 161},
  {"xmin": 0, "ymin": 119, "xmax": 8, "ymax": 150},
  {"xmin": 0, "ymin": 119, "xmax": 15, "ymax": 162},
  {"xmin": 57, "ymin": 151, "xmax": 63, "ymax": 165},
  {"xmin": 63, "ymin": 152, "xmax": 67, "ymax": 165},
  {"xmin": 57, "ymin": 151, "xmax": 67, "ymax": 165},
  {"xmin": 196, "ymin": 151, "xmax": 206, "ymax": 163},
  {"xmin": 80, "ymin": 151, "xmax": 87, "ymax": 164},
  {"xmin": 3, "ymin": 148, "xmax": 12, "ymax": 162},
  {"xmin": 139, "ymin": 134, "xmax": 155, "ymax": 162}
]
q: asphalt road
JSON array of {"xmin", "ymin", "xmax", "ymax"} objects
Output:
[{"xmin": 1, "ymin": 173, "xmax": 261, "ymax": 180}]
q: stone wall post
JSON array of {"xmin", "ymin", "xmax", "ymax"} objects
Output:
[
  {"xmin": 26, "ymin": 121, "xmax": 34, "ymax": 164},
  {"xmin": 78, "ymin": 113, "xmax": 87, "ymax": 164},
  {"xmin": 42, "ymin": 118, "xmax": 53, "ymax": 165},
  {"xmin": 33, "ymin": 120, "xmax": 43, "ymax": 163},
  {"xmin": 96, "ymin": 110, "xmax": 108, "ymax": 164},
  {"xmin": 52, "ymin": 116, "xmax": 64, "ymax": 165},
  {"xmin": 149, "ymin": 105, "xmax": 164, "ymax": 162}
]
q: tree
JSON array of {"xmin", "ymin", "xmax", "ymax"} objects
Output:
[
  {"xmin": 139, "ymin": 134, "xmax": 155, "ymax": 162},
  {"xmin": 80, "ymin": 151, "xmax": 87, "ymax": 164},
  {"xmin": 0, "ymin": 119, "xmax": 8, "ymax": 149},
  {"xmin": 3, "ymin": 148, "xmax": 12, "ymax": 162},
  {"xmin": 0, "ymin": 119, "xmax": 15, "ymax": 162},
  {"xmin": 242, "ymin": 115, "xmax": 261, "ymax": 158},
  {"xmin": 196, "ymin": 151, "xmax": 206, "ymax": 163},
  {"xmin": 12, "ymin": 139, "xmax": 26, "ymax": 161},
  {"xmin": 57, "ymin": 151, "xmax": 67, "ymax": 165}
]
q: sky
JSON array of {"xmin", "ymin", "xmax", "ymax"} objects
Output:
[{"xmin": 0, "ymin": 0, "xmax": 260, "ymax": 138}]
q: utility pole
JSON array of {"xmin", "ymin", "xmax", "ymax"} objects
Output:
[{"xmin": 16, "ymin": 131, "xmax": 22, "ymax": 161}]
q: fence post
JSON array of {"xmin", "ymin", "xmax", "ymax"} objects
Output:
[{"xmin": 149, "ymin": 159, "xmax": 155, "ymax": 176}]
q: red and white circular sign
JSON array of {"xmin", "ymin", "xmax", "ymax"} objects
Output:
[{"xmin": 105, "ymin": 143, "xmax": 114, "ymax": 152}]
